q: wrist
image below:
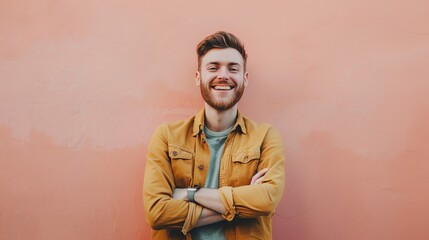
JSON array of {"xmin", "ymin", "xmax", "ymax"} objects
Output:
[{"xmin": 187, "ymin": 185, "xmax": 201, "ymax": 202}]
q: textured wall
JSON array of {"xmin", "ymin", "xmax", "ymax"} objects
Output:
[{"xmin": 1, "ymin": 0, "xmax": 428, "ymax": 239}]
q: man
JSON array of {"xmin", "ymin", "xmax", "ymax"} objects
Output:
[{"xmin": 143, "ymin": 31, "xmax": 285, "ymax": 240}]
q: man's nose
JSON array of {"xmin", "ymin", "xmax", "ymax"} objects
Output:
[{"xmin": 217, "ymin": 67, "xmax": 229, "ymax": 80}]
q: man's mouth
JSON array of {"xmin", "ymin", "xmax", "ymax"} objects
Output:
[{"xmin": 212, "ymin": 85, "xmax": 233, "ymax": 91}]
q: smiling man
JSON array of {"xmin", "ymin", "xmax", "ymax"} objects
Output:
[{"xmin": 143, "ymin": 31, "xmax": 285, "ymax": 240}]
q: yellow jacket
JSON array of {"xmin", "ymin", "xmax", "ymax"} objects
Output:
[{"xmin": 143, "ymin": 109, "xmax": 285, "ymax": 239}]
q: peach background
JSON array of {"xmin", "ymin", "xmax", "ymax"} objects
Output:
[{"xmin": 1, "ymin": 0, "xmax": 429, "ymax": 239}]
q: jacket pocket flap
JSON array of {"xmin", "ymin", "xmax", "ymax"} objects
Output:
[
  {"xmin": 232, "ymin": 147, "xmax": 261, "ymax": 164},
  {"xmin": 168, "ymin": 146, "xmax": 193, "ymax": 160}
]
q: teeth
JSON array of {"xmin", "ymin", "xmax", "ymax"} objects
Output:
[{"xmin": 214, "ymin": 86, "xmax": 232, "ymax": 90}]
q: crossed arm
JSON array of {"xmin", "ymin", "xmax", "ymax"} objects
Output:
[{"xmin": 172, "ymin": 168, "xmax": 268, "ymax": 227}]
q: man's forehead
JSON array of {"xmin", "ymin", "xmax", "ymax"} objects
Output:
[{"xmin": 201, "ymin": 48, "xmax": 244, "ymax": 65}]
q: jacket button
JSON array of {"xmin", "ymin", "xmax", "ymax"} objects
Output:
[
  {"xmin": 198, "ymin": 164, "xmax": 204, "ymax": 170},
  {"xmin": 172, "ymin": 151, "xmax": 178, "ymax": 157}
]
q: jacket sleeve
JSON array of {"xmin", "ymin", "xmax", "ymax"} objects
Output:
[
  {"xmin": 143, "ymin": 124, "xmax": 203, "ymax": 234},
  {"xmin": 219, "ymin": 126, "xmax": 285, "ymax": 220}
]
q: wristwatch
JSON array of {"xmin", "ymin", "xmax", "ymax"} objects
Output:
[{"xmin": 187, "ymin": 185, "xmax": 200, "ymax": 202}]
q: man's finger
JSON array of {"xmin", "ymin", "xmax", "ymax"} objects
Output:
[
  {"xmin": 251, "ymin": 168, "xmax": 268, "ymax": 185},
  {"xmin": 254, "ymin": 177, "xmax": 264, "ymax": 184},
  {"xmin": 254, "ymin": 168, "xmax": 268, "ymax": 178}
]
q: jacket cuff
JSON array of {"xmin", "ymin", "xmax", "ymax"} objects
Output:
[
  {"xmin": 181, "ymin": 202, "xmax": 203, "ymax": 235},
  {"xmin": 219, "ymin": 186, "xmax": 236, "ymax": 221}
]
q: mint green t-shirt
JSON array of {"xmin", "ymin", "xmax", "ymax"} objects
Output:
[{"xmin": 191, "ymin": 126, "xmax": 232, "ymax": 240}]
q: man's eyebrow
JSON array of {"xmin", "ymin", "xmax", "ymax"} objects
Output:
[{"xmin": 228, "ymin": 63, "xmax": 241, "ymax": 66}]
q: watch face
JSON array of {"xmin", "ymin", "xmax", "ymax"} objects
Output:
[{"xmin": 187, "ymin": 188, "xmax": 198, "ymax": 202}]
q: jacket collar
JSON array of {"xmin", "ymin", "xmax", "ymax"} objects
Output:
[{"xmin": 192, "ymin": 108, "xmax": 247, "ymax": 136}]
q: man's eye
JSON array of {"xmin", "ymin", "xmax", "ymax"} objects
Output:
[
  {"xmin": 208, "ymin": 67, "xmax": 218, "ymax": 71},
  {"xmin": 230, "ymin": 68, "xmax": 239, "ymax": 72}
]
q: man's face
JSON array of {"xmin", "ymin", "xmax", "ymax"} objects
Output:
[{"xmin": 196, "ymin": 48, "xmax": 248, "ymax": 111}]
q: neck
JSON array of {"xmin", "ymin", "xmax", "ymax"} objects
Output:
[{"xmin": 204, "ymin": 103, "xmax": 238, "ymax": 132}]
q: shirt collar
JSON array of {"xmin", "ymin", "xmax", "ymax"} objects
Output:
[{"xmin": 192, "ymin": 108, "xmax": 247, "ymax": 136}]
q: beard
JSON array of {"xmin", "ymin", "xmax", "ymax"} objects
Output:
[{"xmin": 200, "ymin": 81, "xmax": 245, "ymax": 111}]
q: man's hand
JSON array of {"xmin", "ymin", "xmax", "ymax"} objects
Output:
[
  {"xmin": 251, "ymin": 168, "xmax": 268, "ymax": 185},
  {"xmin": 173, "ymin": 188, "xmax": 187, "ymax": 201}
]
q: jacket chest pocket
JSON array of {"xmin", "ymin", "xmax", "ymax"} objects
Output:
[
  {"xmin": 230, "ymin": 147, "xmax": 261, "ymax": 186},
  {"xmin": 168, "ymin": 145, "xmax": 193, "ymax": 187}
]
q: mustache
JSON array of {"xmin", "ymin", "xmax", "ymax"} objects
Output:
[{"xmin": 209, "ymin": 80, "xmax": 235, "ymax": 86}]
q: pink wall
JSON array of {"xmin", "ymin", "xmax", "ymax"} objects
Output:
[{"xmin": 1, "ymin": 0, "xmax": 428, "ymax": 239}]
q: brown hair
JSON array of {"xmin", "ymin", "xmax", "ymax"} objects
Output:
[{"xmin": 196, "ymin": 31, "xmax": 247, "ymax": 70}]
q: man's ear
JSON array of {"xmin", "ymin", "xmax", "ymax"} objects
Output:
[
  {"xmin": 195, "ymin": 71, "xmax": 201, "ymax": 86},
  {"xmin": 244, "ymin": 72, "xmax": 249, "ymax": 87}
]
